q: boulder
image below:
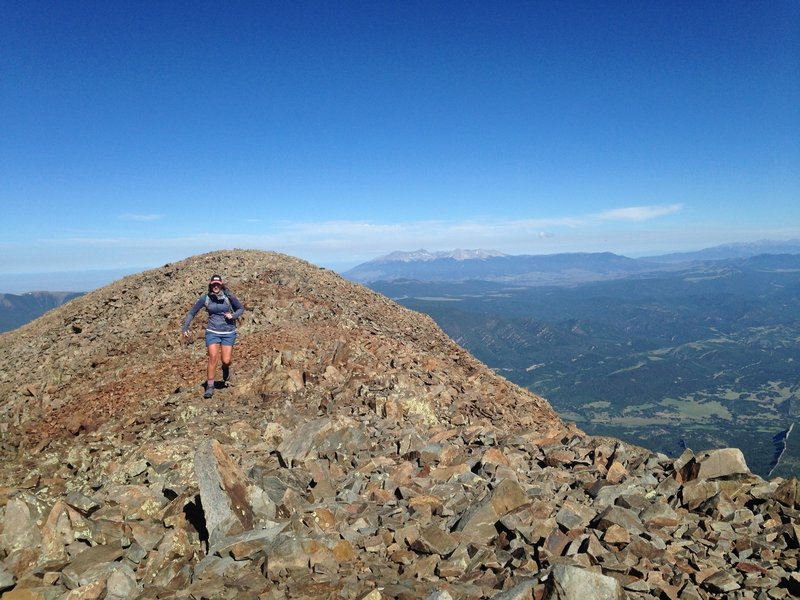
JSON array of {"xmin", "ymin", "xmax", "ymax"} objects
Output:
[
  {"xmin": 194, "ymin": 438, "xmax": 256, "ymax": 545},
  {"xmin": 544, "ymin": 564, "xmax": 624, "ymax": 600},
  {"xmin": 695, "ymin": 449, "xmax": 750, "ymax": 480}
]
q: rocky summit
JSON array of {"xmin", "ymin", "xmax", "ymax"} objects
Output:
[{"xmin": 0, "ymin": 250, "xmax": 797, "ymax": 600}]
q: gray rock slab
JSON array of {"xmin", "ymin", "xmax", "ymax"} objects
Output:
[
  {"xmin": 105, "ymin": 563, "xmax": 140, "ymax": 600},
  {"xmin": 0, "ymin": 498, "xmax": 42, "ymax": 555},
  {"xmin": 60, "ymin": 541, "xmax": 124, "ymax": 590},
  {"xmin": 194, "ymin": 438, "xmax": 256, "ymax": 545},
  {"xmin": 453, "ymin": 497, "xmax": 499, "ymax": 544},
  {"xmin": 701, "ymin": 569, "xmax": 741, "ymax": 593},
  {"xmin": 592, "ymin": 505, "xmax": 644, "ymax": 535},
  {"xmin": 490, "ymin": 478, "xmax": 530, "ymax": 517},
  {"xmin": 207, "ymin": 521, "xmax": 286, "ymax": 558},
  {"xmin": 0, "ymin": 562, "xmax": 15, "ymax": 593},
  {"xmin": 493, "ymin": 577, "xmax": 540, "ymax": 600},
  {"xmin": 696, "ymin": 448, "xmax": 750, "ymax": 480},
  {"xmin": 276, "ymin": 418, "xmax": 334, "ymax": 466},
  {"xmin": 410, "ymin": 524, "xmax": 458, "ymax": 557},
  {"xmin": 544, "ymin": 564, "xmax": 624, "ymax": 600}
]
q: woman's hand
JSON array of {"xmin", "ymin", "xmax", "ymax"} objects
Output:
[
  {"xmin": 182, "ymin": 330, "xmax": 190, "ymax": 338},
  {"xmin": 225, "ymin": 312, "xmax": 234, "ymax": 320}
]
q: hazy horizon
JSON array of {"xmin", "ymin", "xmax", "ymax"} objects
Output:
[{"xmin": 3, "ymin": 238, "xmax": 800, "ymax": 295}]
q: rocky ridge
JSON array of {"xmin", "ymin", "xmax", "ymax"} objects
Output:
[
  {"xmin": 0, "ymin": 249, "xmax": 798, "ymax": 599},
  {"xmin": 0, "ymin": 250, "xmax": 557, "ymax": 449}
]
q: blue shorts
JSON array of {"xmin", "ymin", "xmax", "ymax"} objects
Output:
[{"xmin": 205, "ymin": 331, "xmax": 237, "ymax": 347}]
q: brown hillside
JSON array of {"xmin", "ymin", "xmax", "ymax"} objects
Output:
[
  {"xmin": 0, "ymin": 250, "xmax": 797, "ymax": 599},
  {"xmin": 0, "ymin": 249, "xmax": 562, "ymax": 453}
]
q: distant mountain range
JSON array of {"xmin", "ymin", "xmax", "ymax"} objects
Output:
[
  {"xmin": 642, "ymin": 239, "xmax": 800, "ymax": 263},
  {"xmin": 344, "ymin": 251, "xmax": 656, "ymax": 285},
  {"xmin": 0, "ymin": 291, "xmax": 84, "ymax": 333},
  {"xmin": 343, "ymin": 239, "xmax": 800, "ymax": 284},
  {"xmin": 375, "ymin": 249, "xmax": 508, "ymax": 262}
]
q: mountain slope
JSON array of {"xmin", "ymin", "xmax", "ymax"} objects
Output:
[
  {"xmin": 0, "ymin": 249, "xmax": 560, "ymax": 452},
  {"xmin": 0, "ymin": 250, "xmax": 797, "ymax": 599}
]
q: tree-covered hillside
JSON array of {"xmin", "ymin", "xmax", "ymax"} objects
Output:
[{"xmin": 0, "ymin": 292, "xmax": 83, "ymax": 333}]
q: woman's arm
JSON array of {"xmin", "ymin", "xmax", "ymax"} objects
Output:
[
  {"xmin": 228, "ymin": 292, "xmax": 245, "ymax": 320},
  {"xmin": 182, "ymin": 296, "xmax": 206, "ymax": 333}
]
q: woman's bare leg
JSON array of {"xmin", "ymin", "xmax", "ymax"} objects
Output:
[{"xmin": 207, "ymin": 343, "xmax": 221, "ymax": 382}]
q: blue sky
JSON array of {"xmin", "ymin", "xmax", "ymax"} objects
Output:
[{"xmin": 1, "ymin": 1, "xmax": 798, "ymax": 291}]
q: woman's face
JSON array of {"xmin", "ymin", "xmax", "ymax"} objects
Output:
[{"xmin": 210, "ymin": 283, "xmax": 222, "ymax": 294}]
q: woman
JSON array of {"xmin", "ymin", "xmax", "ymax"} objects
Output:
[{"xmin": 182, "ymin": 274, "xmax": 245, "ymax": 398}]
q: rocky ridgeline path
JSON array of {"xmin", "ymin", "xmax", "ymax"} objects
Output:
[
  {"xmin": 0, "ymin": 250, "xmax": 798, "ymax": 599},
  {"xmin": 0, "ymin": 250, "xmax": 557, "ymax": 449}
]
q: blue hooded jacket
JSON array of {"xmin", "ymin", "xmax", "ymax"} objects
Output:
[{"xmin": 182, "ymin": 289, "xmax": 244, "ymax": 335}]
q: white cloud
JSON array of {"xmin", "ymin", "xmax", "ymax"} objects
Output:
[{"xmin": 592, "ymin": 204, "xmax": 683, "ymax": 222}]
